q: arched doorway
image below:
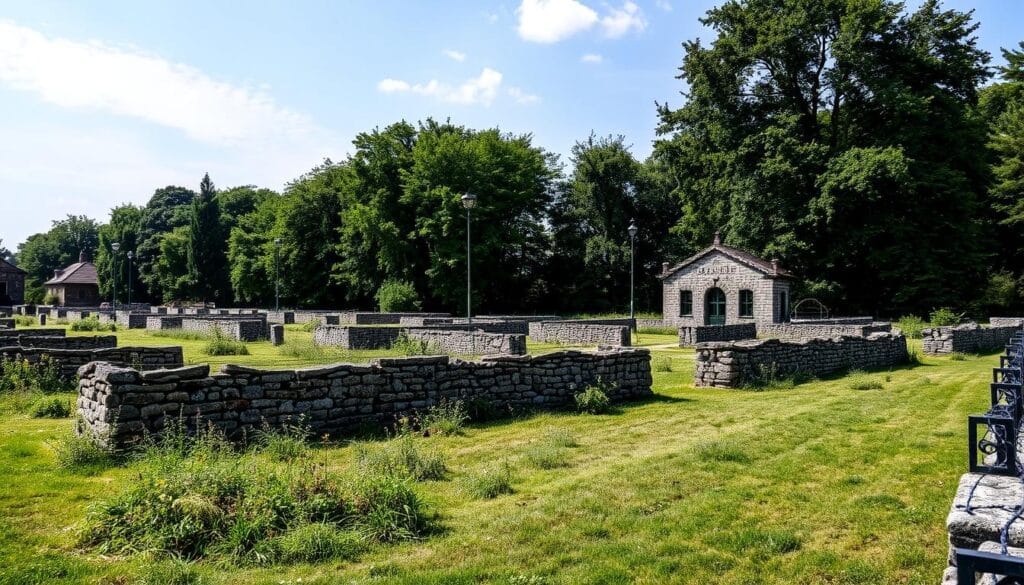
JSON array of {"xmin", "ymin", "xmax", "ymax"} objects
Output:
[{"xmin": 706, "ymin": 287, "xmax": 726, "ymax": 325}]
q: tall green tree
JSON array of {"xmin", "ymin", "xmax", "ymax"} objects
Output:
[
  {"xmin": 95, "ymin": 205, "xmax": 143, "ymax": 305},
  {"xmin": 137, "ymin": 186, "xmax": 196, "ymax": 303},
  {"xmin": 654, "ymin": 0, "xmax": 991, "ymax": 315},
  {"xmin": 186, "ymin": 174, "xmax": 228, "ymax": 302},
  {"xmin": 16, "ymin": 215, "xmax": 100, "ymax": 303}
]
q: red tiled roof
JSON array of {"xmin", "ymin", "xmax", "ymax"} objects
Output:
[
  {"xmin": 44, "ymin": 261, "xmax": 98, "ymax": 286},
  {"xmin": 660, "ymin": 242, "xmax": 796, "ymax": 280},
  {"xmin": 0, "ymin": 258, "xmax": 26, "ymax": 275}
]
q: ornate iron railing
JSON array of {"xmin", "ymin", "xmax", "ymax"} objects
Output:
[{"xmin": 956, "ymin": 328, "xmax": 1024, "ymax": 583}]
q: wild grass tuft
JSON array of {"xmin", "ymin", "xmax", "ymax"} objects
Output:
[
  {"xmin": 270, "ymin": 522, "xmax": 363, "ymax": 563},
  {"xmin": 421, "ymin": 398, "xmax": 469, "ymax": 436},
  {"xmin": 69, "ymin": 316, "xmax": 116, "ymax": 332},
  {"xmin": 652, "ymin": 356, "xmax": 673, "ymax": 372},
  {"xmin": 694, "ymin": 440, "xmax": 751, "ymax": 464},
  {"xmin": 463, "ymin": 463, "xmax": 514, "ymax": 499},
  {"xmin": 255, "ymin": 418, "xmax": 310, "ymax": 462},
  {"xmin": 31, "ymin": 395, "xmax": 72, "ymax": 418},
  {"xmin": 202, "ymin": 328, "xmax": 249, "ymax": 356},
  {"xmin": 355, "ymin": 434, "xmax": 447, "ymax": 481},
  {"xmin": 51, "ymin": 424, "xmax": 115, "ymax": 471}
]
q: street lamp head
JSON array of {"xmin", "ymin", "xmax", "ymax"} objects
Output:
[
  {"xmin": 461, "ymin": 193, "xmax": 478, "ymax": 210},
  {"xmin": 627, "ymin": 219, "xmax": 638, "ymax": 239},
  {"xmin": 111, "ymin": 242, "xmax": 120, "ymax": 253},
  {"xmin": 126, "ymin": 251, "xmax": 134, "ymax": 260},
  {"xmin": 274, "ymin": 238, "xmax": 282, "ymax": 246}
]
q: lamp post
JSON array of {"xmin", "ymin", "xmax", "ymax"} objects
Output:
[
  {"xmin": 126, "ymin": 251, "xmax": 134, "ymax": 308},
  {"xmin": 111, "ymin": 242, "xmax": 120, "ymax": 310},
  {"xmin": 461, "ymin": 193, "xmax": 477, "ymax": 325},
  {"xmin": 274, "ymin": 238, "xmax": 282, "ymax": 311},
  {"xmin": 627, "ymin": 219, "xmax": 638, "ymax": 332}
]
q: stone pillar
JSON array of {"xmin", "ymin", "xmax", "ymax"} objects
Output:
[
  {"xmin": 38, "ymin": 313, "xmax": 46, "ymax": 326},
  {"xmin": 270, "ymin": 324, "xmax": 285, "ymax": 346}
]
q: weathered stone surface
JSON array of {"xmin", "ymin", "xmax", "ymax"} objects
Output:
[
  {"xmin": 923, "ymin": 322, "xmax": 1021, "ymax": 355},
  {"xmin": 528, "ymin": 319, "xmax": 632, "ymax": 346},
  {"xmin": 270, "ymin": 324, "xmax": 285, "ymax": 346},
  {"xmin": 679, "ymin": 323, "xmax": 754, "ymax": 347},
  {"xmin": 0, "ymin": 345, "xmax": 183, "ymax": 378}
]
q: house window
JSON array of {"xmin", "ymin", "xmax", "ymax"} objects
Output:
[
  {"xmin": 679, "ymin": 290, "xmax": 693, "ymax": 316},
  {"xmin": 739, "ymin": 290, "xmax": 754, "ymax": 318}
]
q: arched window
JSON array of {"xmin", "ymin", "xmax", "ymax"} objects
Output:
[{"xmin": 739, "ymin": 290, "xmax": 754, "ymax": 318}]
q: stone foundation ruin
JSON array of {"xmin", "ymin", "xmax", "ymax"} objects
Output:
[
  {"xmin": 922, "ymin": 323, "xmax": 1021, "ymax": 355},
  {"xmin": 76, "ymin": 348, "xmax": 653, "ymax": 450}
]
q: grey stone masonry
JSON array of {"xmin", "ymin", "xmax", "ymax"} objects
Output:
[
  {"xmin": 313, "ymin": 325, "xmax": 403, "ymax": 350},
  {"xmin": 694, "ymin": 333, "xmax": 909, "ymax": 388},
  {"xmin": 15, "ymin": 335, "xmax": 116, "ymax": 350},
  {"xmin": 417, "ymin": 320, "xmax": 531, "ymax": 335},
  {"xmin": 338, "ymin": 312, "xmax": 452, "ymax": 325},
  {"xmin": 679, "ymin": 323, "xmax": 756, "ymax": 347},
  {"xmin": 180, "ymin": 318, "xmax": 267, "ymax": 342},
  {"xmin": 146, "ymin": 316, "xmax": 183, "ymax": 330},
  {"xmin": 528, "ymin": 319, "xmax": 633, "ymax": 347},
  {"xmin": 636, "ymin": 318, "xmax": 666, "ymax": 329},
  {"xmin": 1, "ymin": 345, "xmax": 183, "ymax": 379},
  {"xmin": 75, "ymin": 347, "xmax": 652, "ymax": 450},
  {"xmin": 262, "ymin": 310, "xmax": 295, "ymax": 324},
  {"xmin": 38, "ymin": 313, "xmax": 46, "ymax": 326},
  {"xmin": 0, "ymin": 318, "xmax": 12, "ymax": 329},
  {"xmin": 760, "ymin": 321, "xmax": 892, "ymax": 339},
  {"xmin": 922, "ymin": 323, "xmax": 1021, "ymax": 355},
  {"xmin": 270, "ymin": 324, "xmax": 284, "ymax": 346},
  {"xmin": 990, "ymin": 317, "xmax": 1024, "ymax": 327},
  {"xmin": 405, "ymin": 329, "xmax": 527, "ymax": 355},
  {"xmin": 0, "ymin": 328, "xmax": 66, "ymax": 340}
]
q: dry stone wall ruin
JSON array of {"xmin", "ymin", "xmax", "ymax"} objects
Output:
[{"xmin": 922, "ymin": 323, "xmax": 1021, "ymax": 355}]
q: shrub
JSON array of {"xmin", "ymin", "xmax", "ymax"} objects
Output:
[
  {"xmin": 652, "ymin": 356, "xmax": 673, "ymax": 372},
  {"xmin": 13, "ymin": 315, "xmax": 36, "ymax": 327},
  {"xmin": 463, "ymin": 463, "xmax": 513, "ymax": 499},
  {"xmin": 929, "ymin": 307, "xmax": 963, "ymax": 327},
  {"xmin": 896, "ymin": 315, "xmax": 926, "ymax": 339},
  {"xmin": 391, "ymin": 333, "xmax": 441, "ymax": 356},
  {"xmin": 70, "ymin": 316, "xmax": 116, "ymax": 332},
  {"xmin": 375, "ymin": 279, "xmax": 421, "ymax": 312},
  {"xmin": 575, "ymin": 380, "xmax": 613, "ymax": 414},
  {"xmin": 271, "ymin": 523, "xmax": 363, "ymax": 564},
  {"xmin": 356, "ymin": 435, "xmax": 446, "ymax": 481},
  {"xmin": 0, "ymin": 355, "xmax": 74, "ymax": 395},
  {"xmin": 31, "ymin": 396, "xmax": 72, "ymax": 418},
  {"xmin": 43, "ymin": 293, "xmax": 62, "ymax": 306},
  {"xmin": 422, "ymin": 399, "xmax": 468, "ymax": 436},
  {"xmin": 202, "ymin": 328, "xmax": 249, "ymax": 356}
]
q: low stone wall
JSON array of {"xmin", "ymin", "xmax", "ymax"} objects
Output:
[
  {"xmin": 989, "ymin": 317, "xmax": 1024, "ymax": 327},
  {"xmin": 76, "ymin": 347, "xmax": 652, "ymax": 449},
  {"xmin": 405, "ymin": 329, "xmax": 526, "ymax": 355},
  {"xmin": 338, "ymin": 312, "xmax": 451, "ymax": 325},
  {"xmin": 694, "ymin": 333, "xmax": 909, "ymax": 388},
  {"xmin": 0, "ymin": 318, "xmax": 12, "ymax": 329},
  {"xmin": 15, "ymin": 335, "xmax": 117, "ymax": 350},
  {"xmin": 477, "ymin": 315, "xmax": 562, "ymax": 323},
  {"xmin": 528, "ymin": 319, "xmax": 633, "ymax": 347},
  {"xmin": 760, "ymin": 322, "xmax": 892, "ymax": 339},
  {"xmin": 1, "ymin": 345, "xmax": 183, "ymax": 378},
  {"xmin": 113, "ymin": 311, "xmax": 149, "ymax": 329},
  {"xmin": 0, "ymin": 328, "xmax": 65, "ymax": 340},
  {"xmin": 636, "ymin": 318, "xmax": 665, "ymax": 329},
  {"xmin": 146, "ymin": 316, "xmax": 183, "ymax": 330},
  {"xmin": 262, "ymin": 310, "xmax": 295, "ymax": 324},
  {"xmin": 313, "ymin": 325, "xmax": 403, "ymax": 349},
  {"xmin": 922, "ymin": 323, "xmax": 1020, "ymax": 355},
  {"xmin": 679, "ymin": 323, "xmax": 756, "ymax": 347},
  {"xmin": 791, "ymin": 317, "xmax": 875, "ymax": 325},
  {"xmin": 180, "ymin": 318, "xmax": 267, "ymax": 341}
]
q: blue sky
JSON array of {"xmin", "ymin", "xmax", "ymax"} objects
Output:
[{"xmin": 0, "ymin": 0, "xmax": 1021, "ymax": 250}]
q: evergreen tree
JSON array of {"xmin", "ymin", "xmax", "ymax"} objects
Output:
[{"xmin": 186, "ymin": 174, "xmax": 228, "ymax": 303}]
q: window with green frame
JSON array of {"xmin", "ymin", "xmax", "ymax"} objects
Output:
[
  {"xmin": 739, "ymin": 289, "xmax": 754, "ymax": 317},
  {"xmin": 679, "ymin": 290, "xmax": 693, "ymax": 316}
]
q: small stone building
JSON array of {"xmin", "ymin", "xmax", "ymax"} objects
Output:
[
  {"xmin": 0, "ymin": 257, "xmax": 26, "ymax": 305},
  {"xmin": 660, "ymin": 232, "xmax": 795, "ymax": 328},
  {"xmin": 44, "ymin": 251, "xmax": 100, "ymax": 307}
]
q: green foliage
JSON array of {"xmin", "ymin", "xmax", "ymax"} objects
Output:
[
  {"xmin": 69, "ymin": 316, "xmax": 116, "ymax": 332},
  {"xmin": 95, "ymin": 204, "xmax": 143, "ymax": 303},
  {"xmin": 137, "ymin": 186, "xmax": 196, "ymax": 304},
  {"xmin": 575, "ymin": 380, "xmax": 613, "ymax": 414},
  {"xmin": 51, "ymin": 426, "xmax": 115, "ymax": 471},
  {"xmin": 30, "ymin": 396, "xmax": 72, "ymax": 418},
  {"xmin": 255, "ymin": 419, "xmax": 310, "ymax": 463},
  {"xmin": 375, "ymin": 279, "xmax": 421, "ymax": 312},
  {"xmin": 187, "ymin": 174, "xmax": 229, "ymax": 302},
  {"xmin": 522, "ymin": 429, "xmax": 579, "ymax": 470},
  {"xmin": 270, "ymin": 522, "xmax": 363, "ymax": 564},
  {"xmin": 13, "ymin": 315, "xmax": 36, "ymax": 327},
  {"xmin": 929, "ymin": 308, "xmax": 963, "ymax": 327},
  {"xmin": 949, "ymin": 352, "xmax": 975, "ymax": 361},
  {"xmin": 15, "ymin": 215, "xmax": 101, "ymax": 303},
  {"xmin": 695, "ymin": 441, "xmax": 751, "ymax": 464},
  {"xmin": 638, "ymin": 326, "xmax": 679, "ymax": 335},
  {"xmin": 391, "ymin": 332, "xmax": 441, "ymax": 356},
  {"xmin": 349, "ymin": 471, "xmax": 427, "ymax": 542},
  {"xmin": 463, "ymin": 463, "xmax": 513, "ymax": 499},
  {"xmin": 42, "ymin": 293, "xmax": 61, "ymax": 306},
  {"xmin": 421, "ymin": 399, "xmax": 468, "ymax": 436},
  {"xmin": 0, "ymin": 356, "xmax": 74, "ymax": 395},
  {"xmin": 896, "ymin": 315, "xmax": 926, "ymax": 339},
  {"xmin": 300, "ymin": 318, "xmax": 321, "ymax": 332},
  {"xmin": 202, "ymin": 328, "xmax": 249, "ymax": 356},
  {"xmin": 134, "ymin": 558, "xmax": 204, "ymax": 585},
  {"xmin": 652, "ymin": 356, "xmax": 673, "ymax": 372},
  {"xmin": 355, "ymin": 435, "xmax": 447, "ymax": 482}
]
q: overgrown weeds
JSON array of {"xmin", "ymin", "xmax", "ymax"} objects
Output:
[
  {"xmin": 652, "ymin": 356, "xmax": 673, "ymax": 372},
  {"xmin": 202, "ymin": 328, "xmax": 249, "ymax": 356},
  {"xmin": 421, "ymin": 398, "xmax": 469, "ymax": 436},
  {"xmin": 463, "ymin": 463, "xmax": 513, "ymax": 499},
  {"xmin": 355, "ymin": 434, "xmax": 447, "ymax": 481},
  {"xmin": 0, "ymin": 355, "xmax": 74, "ymax": 396},
  {"xmin": 391, "ymin": 333, "xmax": 442, "ymax": 356},
  {"xmin": 575, "ymin": 379, "xmax": 614, "ymax": 414},
  {"xmin": 70, "ymin": 316, "xmax": 116, "ymax": 332}
]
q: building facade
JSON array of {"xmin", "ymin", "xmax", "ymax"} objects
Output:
[
  {"xmin": 660, "ymin": 233, "xmax": 795, "ymax": 328},
  {"xmin": 0, "ymin": 258, "xmax": 26, "ymax": 305},
  {"xmin": 44, "ymin": 252, "xmax": 100, "ymax": 307}
]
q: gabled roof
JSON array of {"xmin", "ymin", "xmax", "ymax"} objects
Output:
[
  {"xmin": 0, "ymin": 258, "xmax": 26, "ymax": 275},
  {"xmin": 44, "ymin": 261, "xmax": 98, "ymax": 286},
  {"xmin": 660, "ymin": 233, "xmax": 796, "ymax": 280}
]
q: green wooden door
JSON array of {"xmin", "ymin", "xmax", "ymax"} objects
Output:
[{"xmin": 707, "ymin": 288, "xmax": 726, "ymax": 325}]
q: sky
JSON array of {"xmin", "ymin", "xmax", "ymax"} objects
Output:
[{"xmin": 0, "ymin": 0, "xmax": 1022, "ymax": 251}]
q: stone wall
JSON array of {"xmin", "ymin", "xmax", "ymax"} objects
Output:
[
  {"xmin": 15, "ymin": 335, "xmax": 117, "ymax": 350},
  {"xmin": 921, "ymin": 323, "xmax": 1020, "ymax": 355},
  {"xmin": 1, "ymin": 345, "xmax": 183, "ymax": 378},
  {"xmin": 694, "ymin": 333, "xmax": 909, "ymax": 388},
  {"xmin": 0, "ymin": 328, "xmax": 66, "ymax": 340},
  {"xmin": 180, "ymin": 318, "xmax": 267, "ymax": 342},
  {"xmin": 313, "ymin": 325, "xmax": 403, "ymax": 349},
  {"xmin": 679, "ymin": 323, "xmax": 756, "ymax": 347},
  {"xmin": 528, "ymin": 319, "xmax": 633, "ymax": 347},
  {"xmin": 76, "ymin": 348, "xmax": 652, "ymax": 450},
  {"xmin": 338, "ymin": 312, "xmax": 451, "ymax": 325},
  {"xmin": 636, "ymin": 318, "xmax": 666, "ymax": 329},
  {"xmin": 405, "ymin": 329, "xmax": 526, "ymax": 355},
  {"xmin": 989, "ymin": 317, "xmax": 1024, "ymax": 327},
  {"xmin": 146, "ymin": 316, "xmax": 183, "ymax": 330},
  {"xmin": 0, "ymin": 318, "xmax": 12, "ymax": 329},
  {"xmin": 760, "ymin": 321, "xmax": 892, "ymax": 339},
  {"xmin": 262, "ymin": 310, "xmax": 295, "ymax": 324}
]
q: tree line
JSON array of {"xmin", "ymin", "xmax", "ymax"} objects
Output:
[{"xmin": 10, "ymin": 0, "xmax": 1024, "ymax": 318}]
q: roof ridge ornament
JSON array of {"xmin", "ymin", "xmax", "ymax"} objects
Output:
[{"xmin": 713, "ymin": 230, "xmax": 721, "ymax": 246}]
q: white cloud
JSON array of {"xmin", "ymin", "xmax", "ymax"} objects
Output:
[
  {"xmin": 600, "ymin": 1, "xmax": 647, "ymax": 38},
  {"xmin": 377, "ymin": 68, "xmax": 505, "ymax": 106},
  {"xmin": 0, "ymin": 20, "xmax": 316, "ymax": 147},
  {"xmin": 581, "ymin": 53, "xmax": 603, "ymax": 64},
  {"xmin": 655, "ymin": 0, "xmax": 672, "ymax": 12},
  {"xmin": 378, "ymin": 78, "xmax": 411, "ymax": 93},
  {"xmin": 516, "ymin": 0, "xmax": 598, "ymax": 43},
  {"xmin": 508, "ymin": 87, "xmax": 540, "ymax": 105},
  {"xmin": 443, "ymin": 49, "xmax": 467, "ymax": 62}
]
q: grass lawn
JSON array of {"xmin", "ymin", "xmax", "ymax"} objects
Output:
[{"xmin": 0, "ymin": 327, "xmax": 985, "ymax": 584}]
